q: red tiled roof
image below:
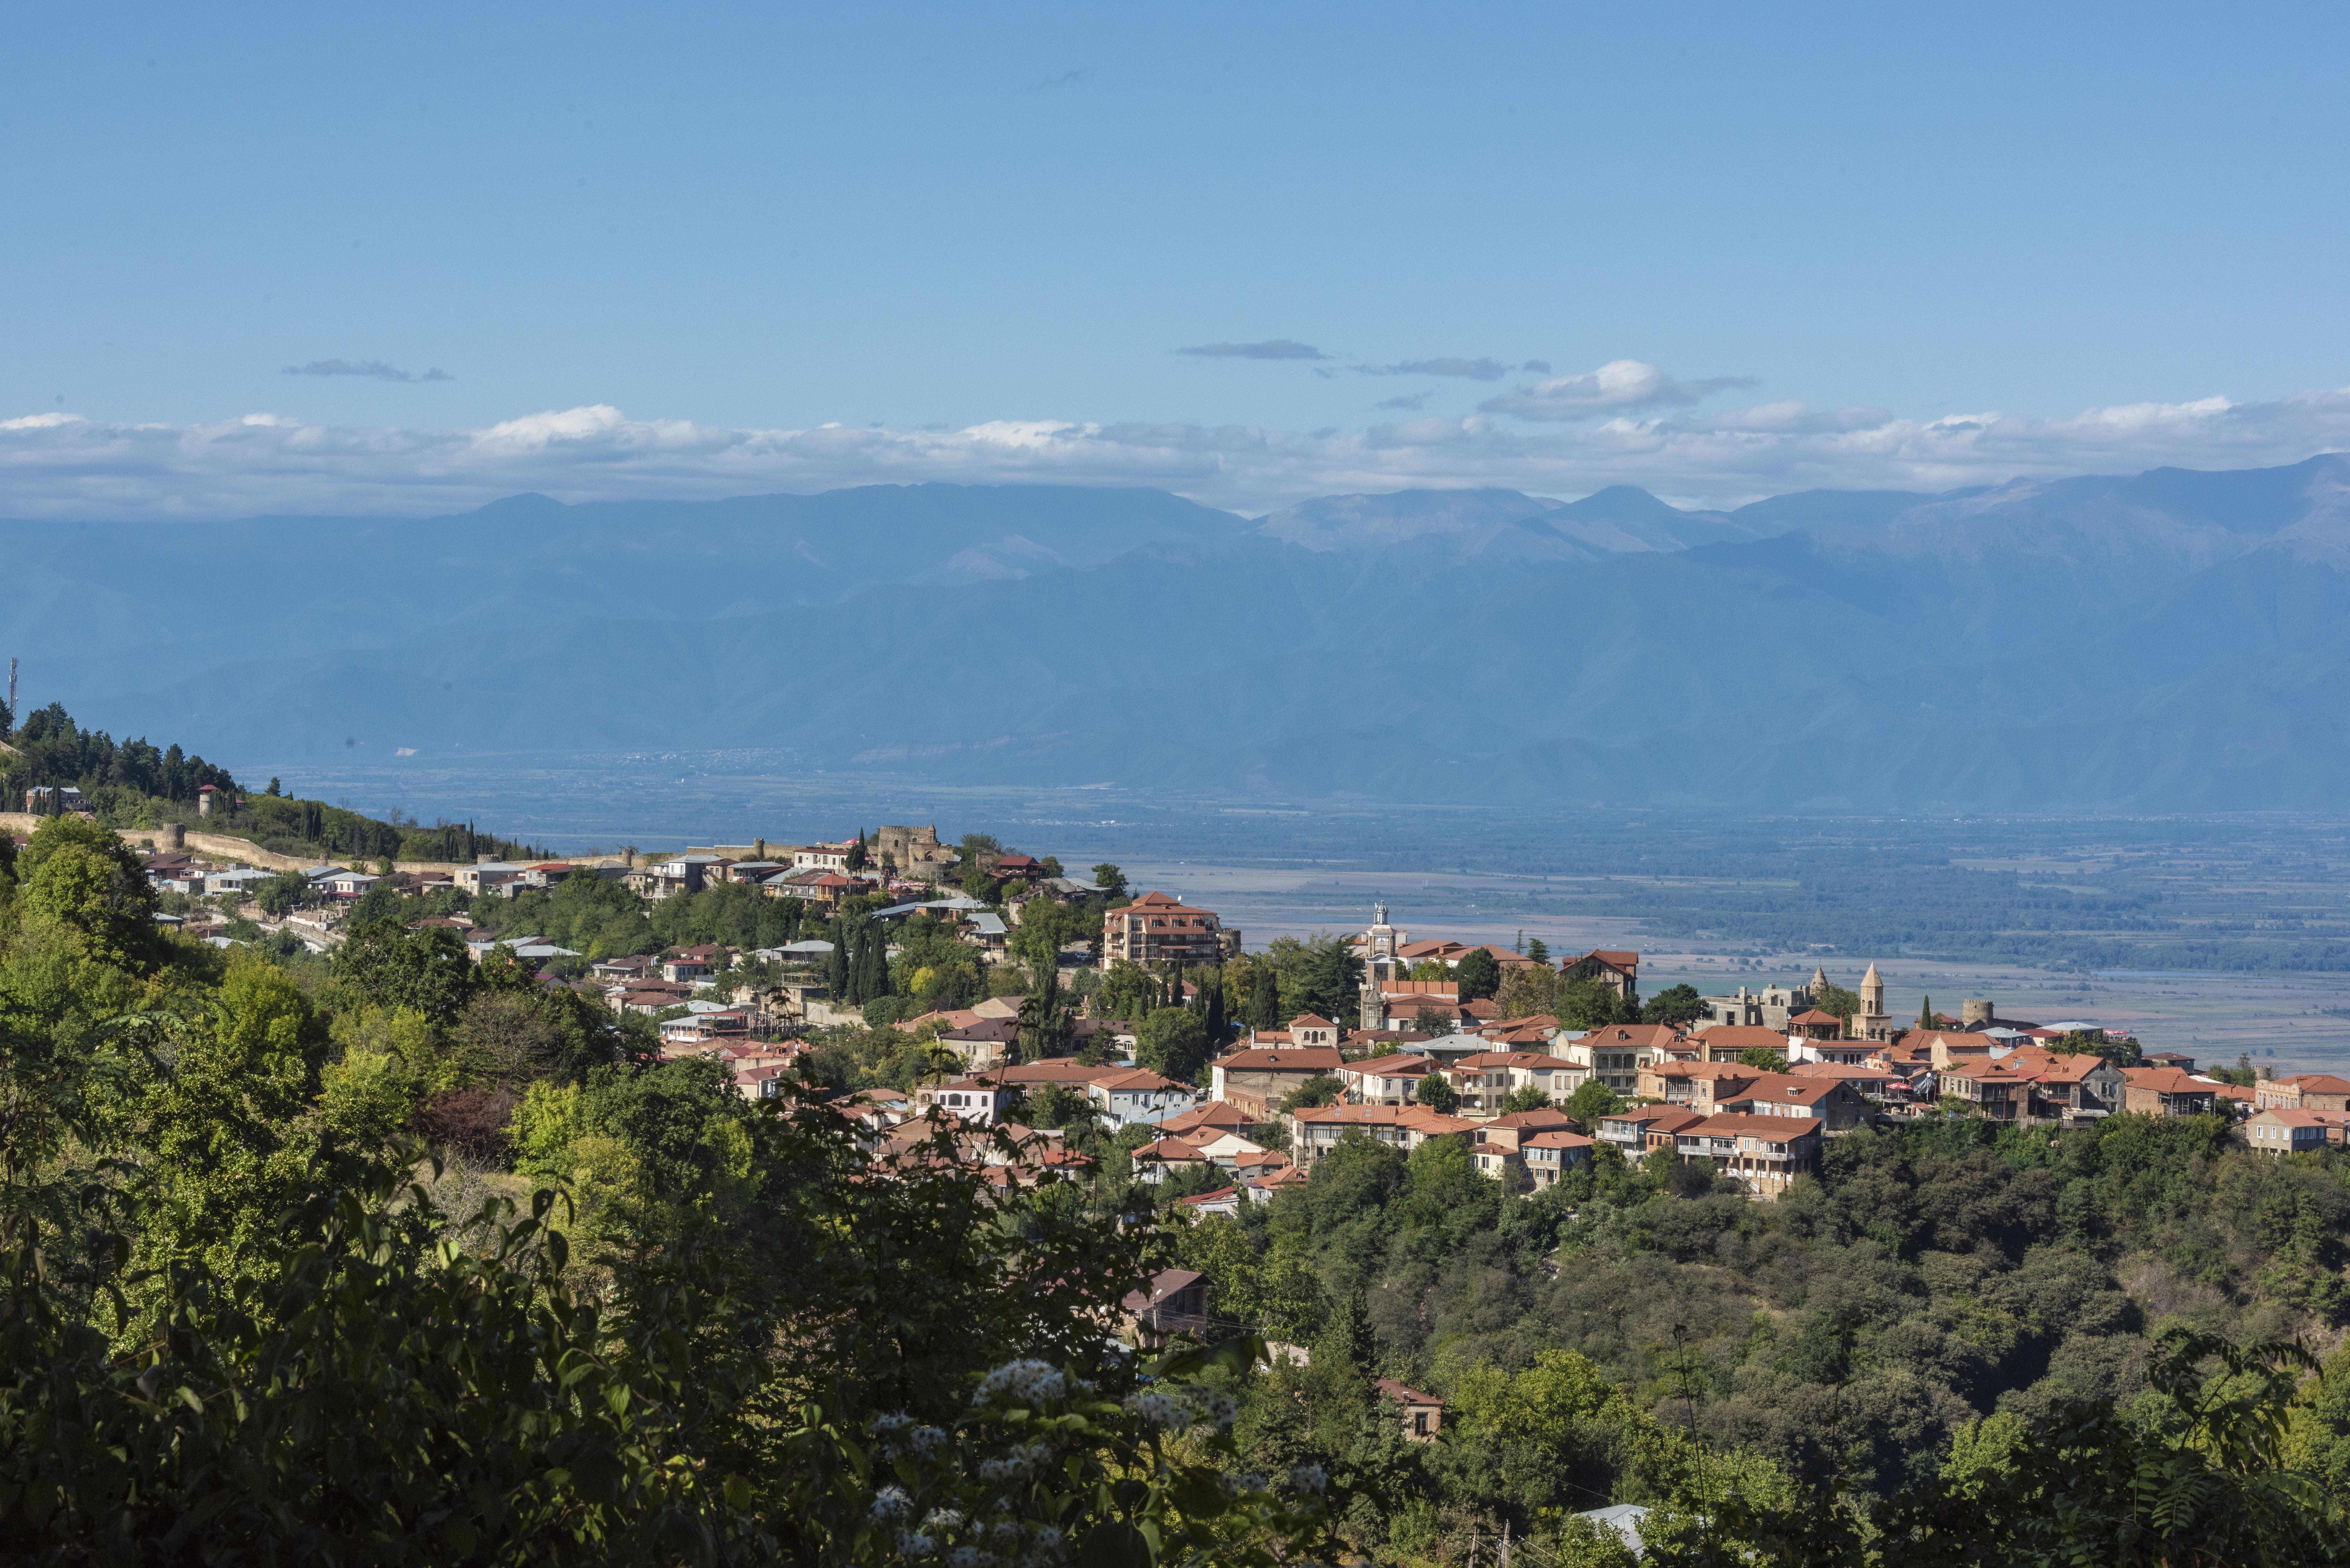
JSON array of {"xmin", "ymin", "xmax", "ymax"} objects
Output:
[
  {"xmin": 1374, "ymin": 1378, "xmax": 1443, "ymax": 1406},
  {"xmin": 1291, "ymin": 1104, "xmax": 1479, "ymax": 1135},
  {"xmin": 1217, "ymin": 1047, "xmax": 1346, "ymax": 1073},
  {"xmin": 1679, "ymin": 1112, "xmax": 1823, "ymax": 1138},
  {"xmin": 1133, "ymin": 1138, "xmax": 1209, "ymax": 1162},
  {"xmin": 2280, "ymin": 1074, "xmax": 2350, "ymax": 1094},
  {"xmin": 2124, "ymin": 1067, "xmax": 2213, "ymax": 1095}
]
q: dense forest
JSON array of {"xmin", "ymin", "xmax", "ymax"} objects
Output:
[
  {"xmin": 8, "ymin": 810, "xmax": 2350, "ymax": 1561},
  {"xmin": 1, "ymin": 700, "xmax": 549, "ymax": 864}
]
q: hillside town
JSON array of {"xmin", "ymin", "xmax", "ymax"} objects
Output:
[{"xmin": 92, "ymin": 816, "xmax": 2339, "ymax": 1211}]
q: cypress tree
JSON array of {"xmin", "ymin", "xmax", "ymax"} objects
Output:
[
  {"xmin": 1919, "ymin": 994, "xmax": 1935, "ymax": 1029},
  {"xmin": 1203, "ymin": 969, "xmax": 1225, "ymax": 1045},
  {"xmin": 1252, "ymin": 968, "xmax": 1282, "ymax": 1030},
  {"xmin": 826, "ymin": 923, "xmax": 850, "ymax": 1000}
]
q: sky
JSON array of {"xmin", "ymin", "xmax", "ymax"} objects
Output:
[{"xmin": 6, "ymin": 1, "xmax": 2350, "ymax": 518}]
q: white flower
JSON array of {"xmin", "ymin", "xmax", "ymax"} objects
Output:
[
  {"xmin": 897, "ymin": 1532, "xmax": 937, "ymax": 1557},
  {"xmin": 922, "ymin": 1509, "xmax": 966, "ymax": 1533},
  {"xmin": 1204, "ymin": 1392, "xmax": 1239, "ymax": 1429},
  {"xmin": 976, "ymin": 1359, "xmax": 1068, "ymax": 1405},
  {"xmin": 872, "ymin": 1412, "xmax": 914, "ymax": 1434},
  {"xmin": 909, "ymin": 1425, "xmax": 947, "ymax": 1454},
  {"xmin": 1122, "ymin": 1390, "xmax": 1178, "ymax": 1428},
  {"xmin": 1290, "ymin": 1464, "xmax": 1328, "ymax": 1494},
  {"xmin": 990, "ymin": 1521, "xmax": 1024, "ymax": 1542},
  {"xmin": 947, "ymin": 1550, "xmax": 989, "ymax": 1568},
  {"xmin": 1032, "ymin": 1527, "xmax": 1063, "ymax": 1549},
  {"xmin": 872, "ymin": 1486, "xmax": 913, "ymax": 1520}
]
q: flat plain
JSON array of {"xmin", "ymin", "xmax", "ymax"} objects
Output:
[{"xmin": 263, "ymin": 749, "xmax": 2350, "ymax": 1072}]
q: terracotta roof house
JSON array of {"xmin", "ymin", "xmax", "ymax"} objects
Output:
[
  {"xmin": 1289, "ymin": 1103, "xmax": 1478, "ymax": 1167},
  {"xmin": 2255, "ymin": 1074, "xmax": 2350, "ymax": 1112},
  {"xmin": 1561, "ymin": 949, "xmax": 1640, "ymax": 1002},
  {"xmin": 1717, "ymin": 1071, "xmax": 1871, "ymax": 1132},
  {"xmin": 1122, "ymin": 1268, "xmax": 1209, "ymax": 1346},
  {"xmin": 1789, "ymin": 1007, "xmax": 1848, "ymax": 1040},
  {"xmin": 2007, "ymin": 1049, "xmax": 2127, "ymax": 1114},
  {"xmin": 1102, "ymin": 892, "xmax": 1236, "ymax": 969},
  {"xmin": 2247, "ymin": 1107, "xmax": 2349, "ymax": 1156},
  {"xmin": 2122, "ymin": 1067, "xmax": 2217, "ymax": 1118},
  {"xmin": 1445, "ymin": 1050, "xmax": 1583, "ymax": 1116},
  {"xmin": 1375, "ymin": 1378, "xmax": 1446, "ymax": 1441},
  {"xmin": 1937, "ymin": 1059, "xmax": 2032, "ymax": 1121},
  {"xmin": 1088, "ymin": 1068, "xmax": 1200, "ymax": 1127},
  {"xmin": 1155, "ymin": 1101, "xmax": 1254, "ymax": 1139},
  {"xmin": 1670, "ymin": 1112, "xmax": 1823, "ymax": 1197},
  {"xmin": 1694, "ymin": 1024, "xmax": 1792, "ymax": 1062},
  {"xmin": 1129, "ymin": 1138, "xmax": 1212, "ymax": 1183},
  {"xmin": 1595, "ymin": 1105, "xmax": 1707, "ymax": 1156},
  {"xmin": 1563, "ymin": 1022, "xmax": 1687, "ymax": 1094},
  {"xmin": 1211, "ymin": 1046, "xmax": 1346, "ymax": 1119},
  {"xmin": 1635, "ymin": 1061, "xmax": 1759, "ymax": 1109},
  {"xmin": 1472, "ymin": 1110, "xmax": 1591, "ymax": 1186},
  {"xmin": 1339, "ymin": 1052, "xmax": 1437, "ymax": 1106},
  {"xmin": 1171, "ymin": 1186, "xmax": 1243, "ymax": 1218}
]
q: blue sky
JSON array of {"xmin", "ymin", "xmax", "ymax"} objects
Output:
[{"xmin": 6, "ymin": 2, "xmax": 2349, "ymax": 516}]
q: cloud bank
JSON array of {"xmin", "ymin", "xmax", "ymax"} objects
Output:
[
  {"xmin": 1479, "ymin": 358, "xmax": 1756, "ymax": 419},
  {"xmin": 1360, "ymin": 357, "xmax": 1513, "ymax": 381},
  {"xmin": 4, "ymin": 374, "xmax": 2349, "ymax": 520},
  {"xmin": 283, "ymin": 358, "xmax": 453, "ymax": 383},
  {"xmin": 1177, "ymin": 340, "xmax": 1330, "ymax": 361}
]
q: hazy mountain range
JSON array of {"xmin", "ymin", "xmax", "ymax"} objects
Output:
[{"xmin": 9, "ymin": 454, "xmax": 2349, "ymax": 811}]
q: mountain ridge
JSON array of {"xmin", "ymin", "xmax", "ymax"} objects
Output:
[{"xmin": 14, "ymin": 457, "xmax": 2350, "ymax": 811}]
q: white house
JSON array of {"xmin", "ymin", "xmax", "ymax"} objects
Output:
[
  {"xmin": 1085, "ymin": 1068, "xmax": 1201, "ymax": 1128},
  {"xmin": 916, "ymin": 1076, "xmax": 1017, "ymax": 1126}
]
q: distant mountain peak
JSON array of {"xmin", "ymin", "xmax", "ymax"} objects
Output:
[
  {"xmin": 470, "ymin": 493, "xmax": 571, "ymax": 518},
  {"xmin": 1550, "ymin": 484, "xmax": 1690, "ymax": 522}
]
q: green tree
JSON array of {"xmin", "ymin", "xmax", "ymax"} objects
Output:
[
  {"xmin": 1287, "ymin": 935, "xmax": 1362, "ymax": 1023},
  {"xmin": 1814, "ymin": 981, "xmax": 1861, "ymax": 1026},
  {"xmin": 1414, "ymin": 1073, "xmax": 1460, "ymax": 1114},
  {"xmin": 1136, "ymin": 1006, "xmax": 1211, "ymax": 1084},
  {"xmin": 1454, "ymin": 947, "xmax": 1502, "ymax": 1001},
  {"xmin": 1525, "ymin": 938, "xmax": 1549, "ymax": 965},
  {"xmin": 1501, "ymin": 1084, "xmax": 1555, "ymax": 1113},
  {"xmin": 1642, "ymin": 982, "xmax": 1707, "ymax": 1027},
  {"xmin": 1093, "ymin": 862, "xmax": 1126, "ymax": 894},
  {"xmin": 1560, "ymin": 976, "xmax": 1635, "ymax": 1028},
  {"xmin": 254, "ymin": 870, "xmax": 308, "ymax": 918},
  {"xmin": 1737, "ymin": 1046, "xmax": 1787, "ymax": 1071},
  {"xmin": 1565, "ymin": 1078, "xmax": 1622, "ymax": 1128},
  {"xmin": 1279, "ymin": 1074, "xmax": 1346, "ymax": 1113},
  {"xmin": 330, "ymin": 919, "xmax": 475, "ymax": 1030}
]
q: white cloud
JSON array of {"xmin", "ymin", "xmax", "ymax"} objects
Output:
[
  {"xmin": 1479, "ymin": 358, "xmax": 1759, "ymax": 420},
  {"xmin": 2, "ymin": 387, "xmax": 2348, "ymax": 519}
]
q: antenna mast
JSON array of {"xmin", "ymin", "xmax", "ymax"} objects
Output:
[{"xmin": 7, "ymin": 657, "xmax": 14, "ymax": 720}]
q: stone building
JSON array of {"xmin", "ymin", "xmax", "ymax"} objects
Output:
[
  {"xmin": 1697, "ymin": 977, "xmax": 1814, "ymax": 1031},
  {"xmin": 1101, "ymin": 891, "xmax": 1239, "ymax": 969},
  {"xmin": 1850, "ymin": 963, "xmax": 1897, "ymax": 1043},
  {"xmin": 873, "ymin": 824, "xmax": 960, "ymax": 882}
]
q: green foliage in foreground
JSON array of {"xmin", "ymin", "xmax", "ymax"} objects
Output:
[{"xmin": 4, "ymin": 811, "xmax": 2350, "ymax": 1563}]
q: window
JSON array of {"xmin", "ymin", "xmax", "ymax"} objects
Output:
[{"xmin": 1413, "ymin": 1412, "xmax": 1429, "ymax": 1437}]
